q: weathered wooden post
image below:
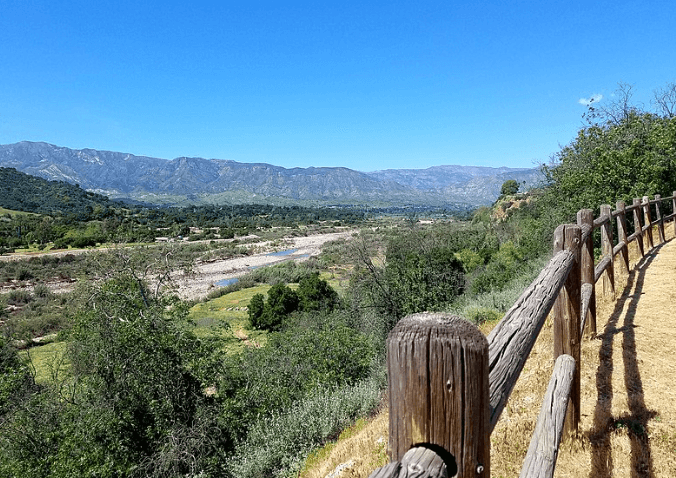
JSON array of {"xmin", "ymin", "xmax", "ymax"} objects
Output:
[
  {"xmin": 552, "ymin": 224, "xmax": 581, "ymax": 437},
  {"xmin": 633, "ymin": 198, "xmax": 645, "ymax": 258},
  {"xmin": 643, "ymin": 196, "xmax": 654, "ymax": 250},
  {"xmin": 655, "ymin": 194, "xmax": 666, "ymax": 244},
  {"xmin": 387, "ymin": 313, "xmax": 490, "ymax": 477},
  {"xmin": 615, "ymin": 201, "xmax": 630, "ymax": 273},
  {"xmin": 672, "ymin": 192, "xmax": 676, "ymax": 237},
  {"xmin": 600, "ymin": 205, "xmax": 615, "ymax": 297},
  {"xmin": 519, "ymin": 354, "xmax": 576, "ymax": 478},
  {"xmin": 577, "ymin": 210, "xmax": 596, "ymax": 337}
]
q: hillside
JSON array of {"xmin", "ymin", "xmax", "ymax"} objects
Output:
[
  {"xmin": 0, "ymin": 167, "xmax": 114, "ymax": 217},
  {"xmin": 0, "ymin": 141, "xmax": 542, "ymax": 207}
]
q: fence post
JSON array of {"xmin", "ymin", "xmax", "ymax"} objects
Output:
[
  {"xmin": 643, "ymin": 196, "xmax": 654, "ymax": 249},
  {"xmin": 672, "ymin": 192, "xmax": 676, "ymax": 237},
  {"xmin": 387, "ymin": 313, "xmax": 489, "ymax": 477},
  {"xmin": 615, "ymin": 201, "xmax": 630, "ymax": 273},
  {"xmin": 655, "ymin": 194, "xmax": 666, "ymax": 244},
  {"xmin": 552, "ymin": 224, "xmax": 581, "ymax": 438},
  {"xmin": 633, "ymin": 198, "xmax": 645, "ymax": 257},
  {"xmin": 577, "ymin": 210, "xmax": 596, "ymax": 337},
  {"xmin": 600, "ymin": 205, "xmax": 615, "ymax": 297}
]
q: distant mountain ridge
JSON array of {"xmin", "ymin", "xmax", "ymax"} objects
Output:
[{"xmin": 0, "ymin": 141, "xmax": 543, "ymax": 207}]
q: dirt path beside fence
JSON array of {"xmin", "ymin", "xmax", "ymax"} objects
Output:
[
  {"xmin": 550, "ymin": 236, "xmax": 676, "ymax": 477},
  {"xmin": 488, "ymin": 235, "xmax": 676, "ymax": 477}
]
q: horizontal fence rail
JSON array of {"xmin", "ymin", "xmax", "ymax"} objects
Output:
[{"xmin": 369, "ymin": 191, "xmax": 675, "ymax": 478}]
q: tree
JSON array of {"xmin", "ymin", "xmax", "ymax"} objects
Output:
[
  {"xmin": 0, "ymin": 335, "xmax": 35, "ymax": 418},
  {"xmin": 248, "ymin": 293, "xmax": 266, "ymax": 329},
  {"xmin": 0, "ymin": 273, "xmax": 227, "ymax": 477},
  {"xmin": 653, "ymin": 81, "xmax": 676, "ymax": 118},
  {"xmin": 297, "ymin": 273, "xmax": 338, "ymax": 312},
  {"xmin": 249, "ymin": 284, "xmax": 300, "ymax": 331},
  {"xmin": 500, "ymin": 179, "xmax": 519, "ymax": 197}
]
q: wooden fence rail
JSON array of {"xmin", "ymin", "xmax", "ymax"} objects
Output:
[{"xmin": 368, "ymin": 191, "xmax": 675, "ymax": 478}]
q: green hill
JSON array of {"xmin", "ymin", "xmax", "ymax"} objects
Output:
[{"xmin": 0, "ymin": 167, "xmax": 113, "ymax": 218}]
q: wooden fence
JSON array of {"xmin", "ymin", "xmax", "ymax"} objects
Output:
[{"xmin": 368, "ymin": 192, "xmax": 676, "ymax": 478}]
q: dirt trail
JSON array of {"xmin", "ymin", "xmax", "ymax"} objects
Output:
[
  {"xmin": 551, "ymin": 236, "xmax": 676, "ymax": 477},
  {"xmin": 302, "ymin": 234, "xmax": 676, "ymax": 478}
]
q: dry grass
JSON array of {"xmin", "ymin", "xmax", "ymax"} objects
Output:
[{"xmin": 302, "ymin": 226, "xmax": 676, "ymax": 478}]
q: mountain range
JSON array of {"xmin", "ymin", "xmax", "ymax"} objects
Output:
[{"xmin": 0, "ymin": 141, "xmax": 543, "ymax": 208}]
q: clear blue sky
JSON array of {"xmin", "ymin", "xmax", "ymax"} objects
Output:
[{"xmin": 1, "ymin": 1, "xmax": 675, "ymax": 171}]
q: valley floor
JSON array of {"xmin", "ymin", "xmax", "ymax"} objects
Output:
[{"xmin": 0, "ymin": 230, "xmax": 355, "ymax": 301}]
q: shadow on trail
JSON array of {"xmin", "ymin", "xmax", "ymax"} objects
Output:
[{"xmin": 588, "ymin": 244, "xmax": 661, "ymax": 478}]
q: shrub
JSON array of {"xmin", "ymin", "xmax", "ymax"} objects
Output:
[
  {"xmin": 6, "ymin": 290, "xmax": 32, "ymax": 306},
  {"xmin": 297, "ymin": 273, "xmax": 338, "ymax": 312},
  {"xmin": 228, "ymin": 379, "xmax": 382, "ymax": 478},
  {"xmin": 464, "ymin": 307, "xmax": 503, "ymax": 324},
  {"xmin": 16, "ymin": 268, "xmax": 33, "ymax": 281},
  {"xmin": 32, "ymin": 284, "xmax": 51, "ymax": 299}
]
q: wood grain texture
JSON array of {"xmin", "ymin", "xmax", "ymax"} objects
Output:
[
  {"xmin": 387, "ymin": 313, "xmax": 489, "ymax": 477},
  {"xmin": 600, "ymin": 204, "xmax": 615, "ymax": 297},
  {"xmin": 615, "ymin": 201, "xmax": 629, "ymax": 273},
  {"xmin": 577, "ymin": 210, "xmax": 596, "ymax": 337},
  {"xmin": 594, "ymin": 256, "xmax": 611, "ymax": 283},
  {"xmin": 655, "ymin": 194, "xmax": 666, "ymax": 243},
  {"xmin": 643, "ymin": 196, "xmax": 654, "ymax": 249},
  {"xmin": 486, "ymin": 249, "xmax": 574, "ymax": 432},
  {"xmin": 552, "ymin": 225, "xmax": 581, "ymax": 437},
  {"xmin": 633, "ymin": 198, "xmax": 645, "ymax": 257},
  {"xmin": 518, "ymin": 355, "xmax": 575, "ymax": 478},
  {"xmin": 580, "ymin": 283, "xmax": 593, "ymax": 336},
  {"xmin": 672, "ymin": 192, "xmax": 676, "ymax": 237},
  {"xmin": 367, "ymin": 446, "xmax": 449, "ymax": 478}
]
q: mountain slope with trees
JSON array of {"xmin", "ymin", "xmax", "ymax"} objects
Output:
[{"xmin": 0, "ymin": 141, "xmax": 541, "ymax": 207}]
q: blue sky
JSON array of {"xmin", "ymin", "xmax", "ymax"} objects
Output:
[{"xmin": 1, "ymin": 0, "xmax": 675, "ymax": 171}]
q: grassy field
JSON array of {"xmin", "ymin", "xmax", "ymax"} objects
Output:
[
  {"xmin": 21, "ymin": 341, "xmax": 69, "ymax": 385},
  {"xmin": 188, "ymin": 284, "xmax": 272, "ymax": 352}
]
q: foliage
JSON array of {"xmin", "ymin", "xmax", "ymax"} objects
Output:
[
  {"xmin": 0, "ymin": 273, "xmax": 228, "ymax": 477},
  {"xmin": 500, "ymin": 179, "xmax": 520, "ymax": 197},
  {"xmin": 220, "ymin": 315, "xmax": 377, "ymax": 442},
  {"xmin": 0, "ymin": 335, "xmax": 35, "ymax": 417},
  {"xmin": 248, "ymin": 283, "xmax": 299, "ymax": 331},
  {"xmin": 544, "ymin": 104, "xmax": 676, "ymax": 220},
  {"xmin": 349, "ymin": 227, "xmax": 466, "ymax": 325},
  {"xmin": 470, "ymin": 241, "xmax": 524, "ymax": 294},
  {"xmin": 228, "ymin": 378, "xmax": 382, "ymax": 478},
  {"xmin": 248, "ymin": 274, "xmax": 339, "ymax": 331},
  {"xmin": 247, "ymin": 259, "xmax": 320, "ymax": 285},
  {"xmin": 297, "ymin": 272, "xmax": 339, "ymax": 312}
]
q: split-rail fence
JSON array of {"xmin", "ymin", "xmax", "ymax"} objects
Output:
[{"xmin": 368, "ymin": 192, "xmax": 676, "ymax": 478}]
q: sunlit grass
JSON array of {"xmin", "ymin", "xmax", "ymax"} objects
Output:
[
  {"xmin": 21, "ymin": 341, "xmax": 70, "ymax": 385},
  {"xmin": 188, "ymin": 284, "xmax": 272, "ymax": 353}
]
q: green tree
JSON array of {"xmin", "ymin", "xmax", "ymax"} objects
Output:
[
  {"xmin": 0, "ymin": 274, "xmax": 227, "ymax": 477},
  {"xmin": 248, "ymin": 293, "xmax": 266, "ymax": 329},
  {"xmin": 500, "ymin": 179, "xmax": 519, "ymax": 197},
  {"xmin": 249, "ymin": 284, "xmax": 300, "ymax": 331},
  {"xmin": 297, "ymin": 273, "xmax": 338, "ymax": 312}
]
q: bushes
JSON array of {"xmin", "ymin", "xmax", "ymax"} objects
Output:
[
  {"xmin": 248, "ymin": 260, "xmax": 320, "ymax": 285},
  {"xmin": 248, "ymin": 274, "xmax": 339, "ymax": 331},
  {"xmin": 248, "ymin": 284, "xmax": 299, "ymax": 331},
  {"xmin": 228, "ymin": 379, "xmax": 382, "ymax": 478},
  {"xmin": 0, "ymin": 273, "xmax": 229, "ymax": 477},
  {"xmin": 221, "ymin": 315, "xmax": 377, "ymax": 442}
]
